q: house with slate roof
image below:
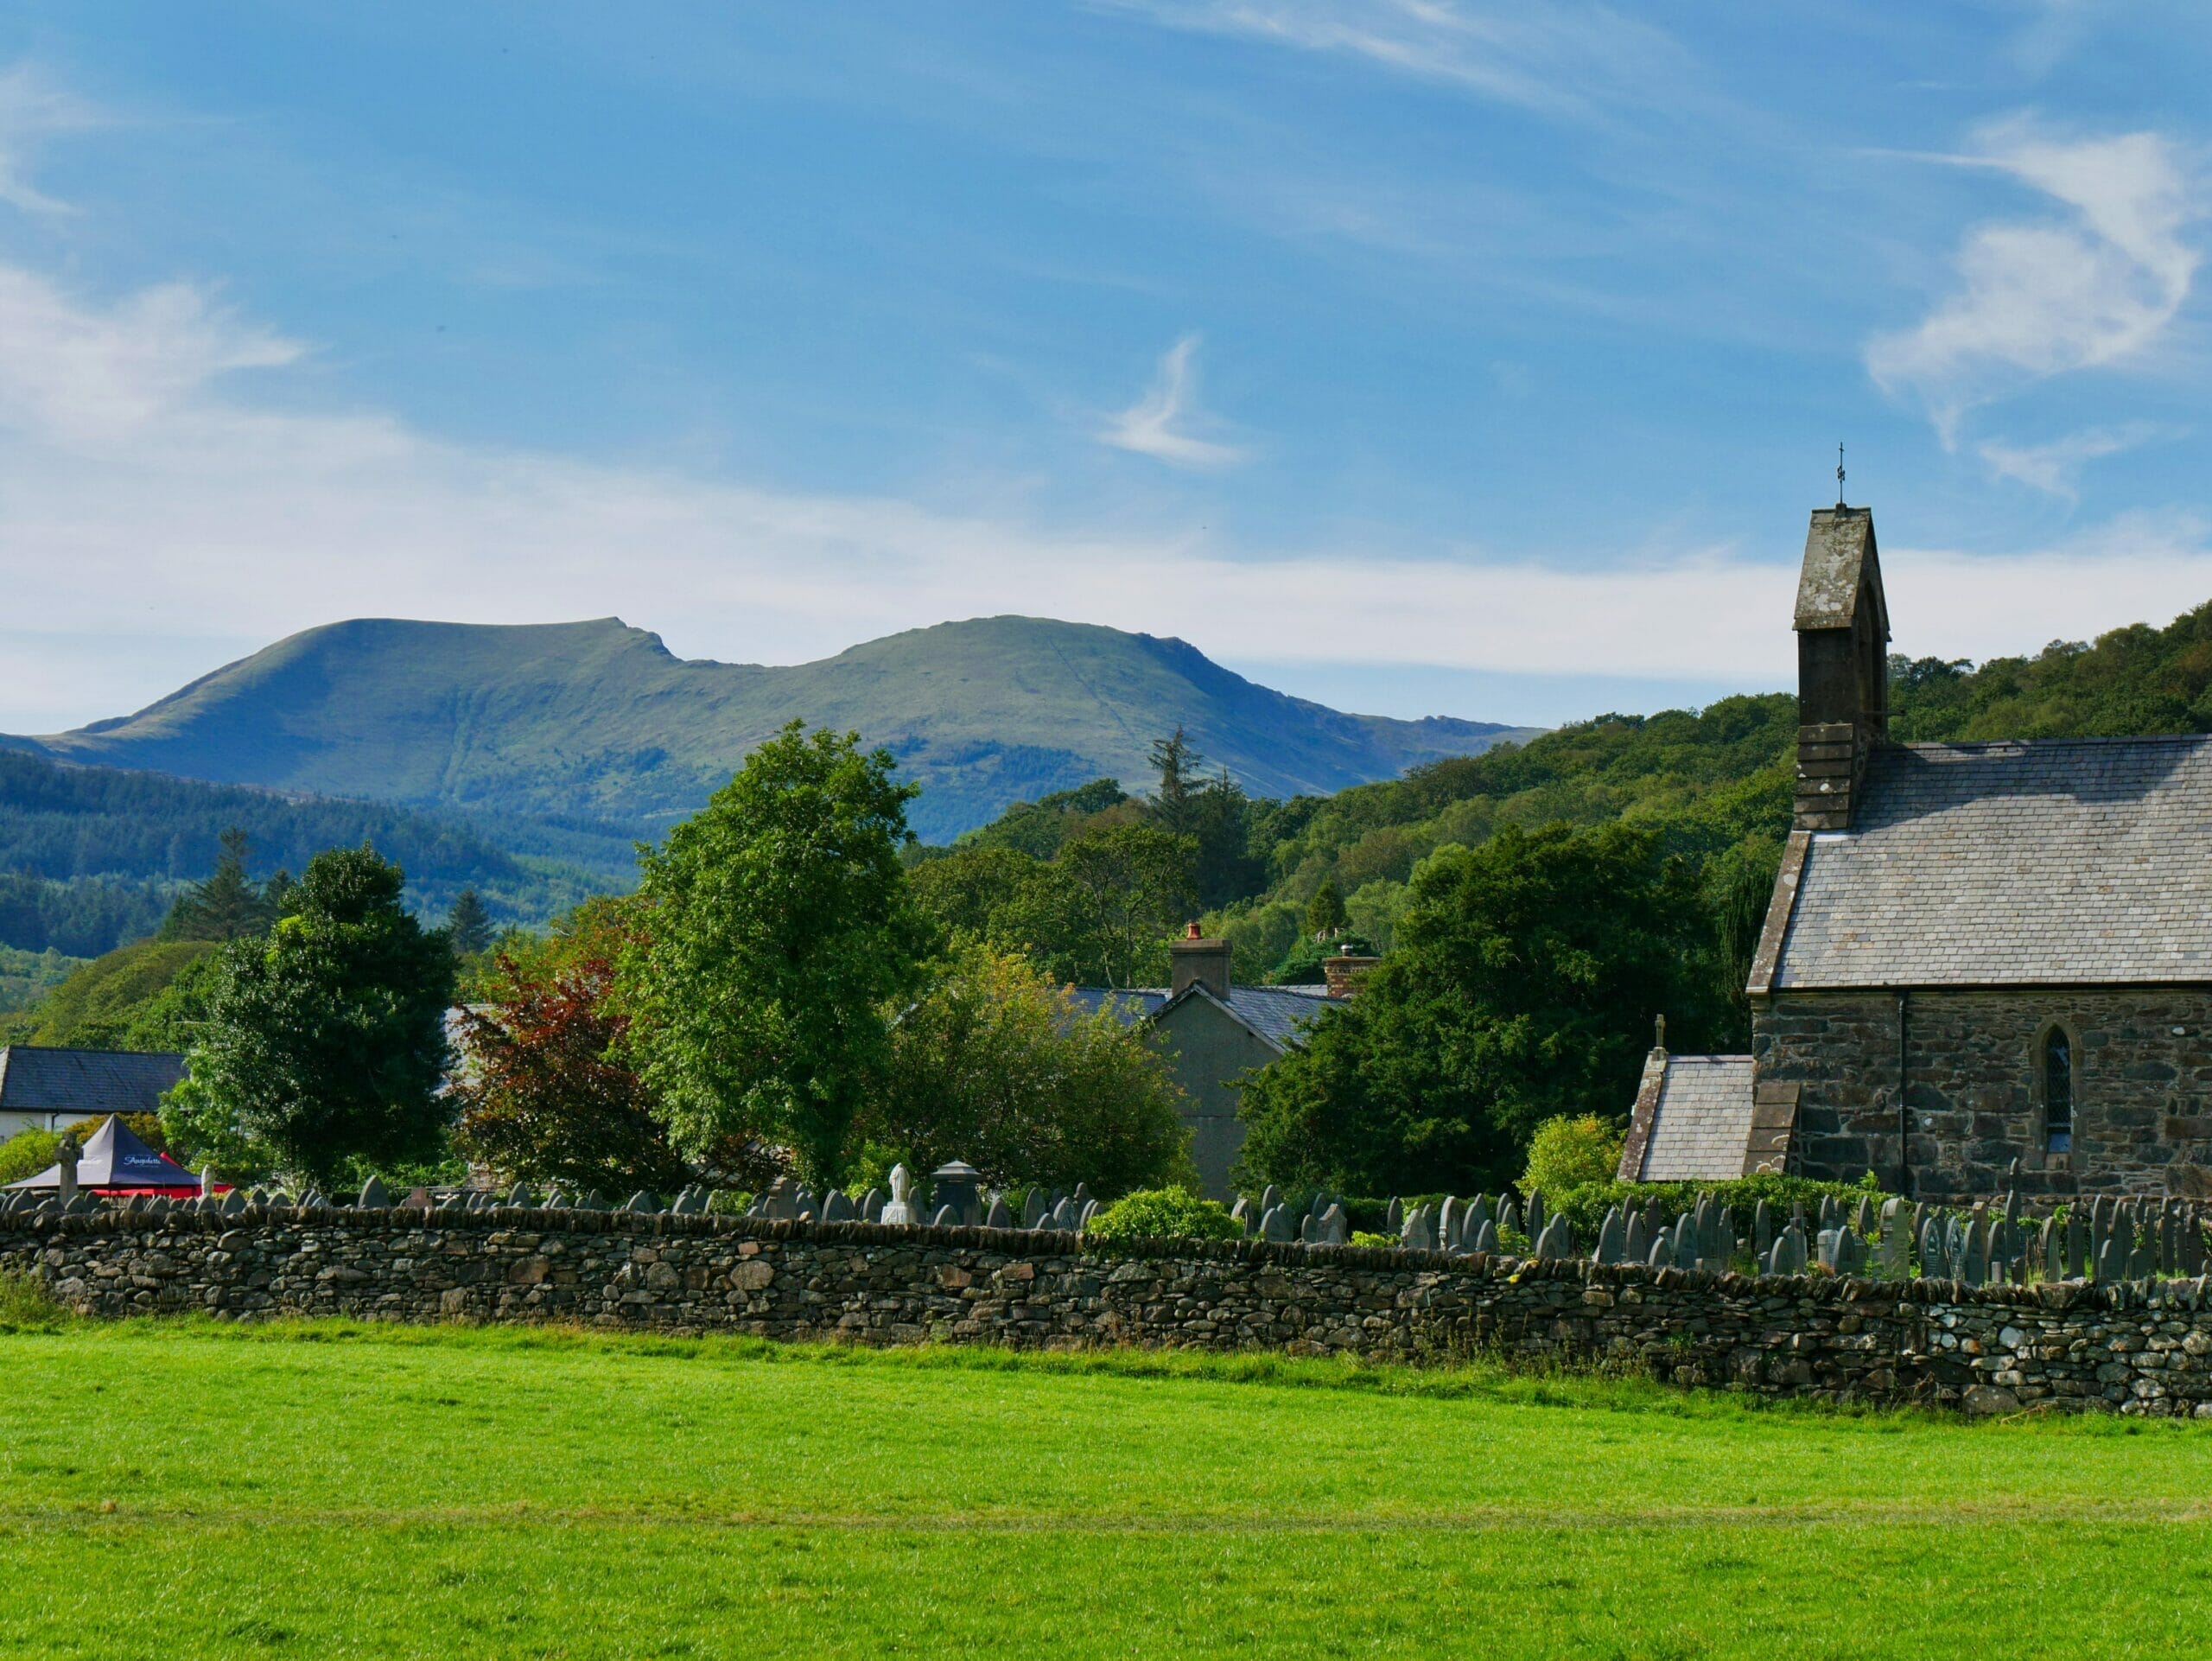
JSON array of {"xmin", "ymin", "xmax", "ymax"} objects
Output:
[
  {"xmin": 1076, "ymin": 932, "xmax": 1357, "ymax": 1199},
  {"xmin": 1623, "ymin": 502, "xmax": 2212, "ymax": 1203},
  {"xmin": 0, "ymin": 1046, "xmax": 188, "ymax": 1141}
]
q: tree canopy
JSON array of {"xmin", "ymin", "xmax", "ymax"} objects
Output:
[
  {"xmin": 617, "ymin": 723, "xmax": 940, "ymax": 1184},
  {"xmin": 853, "ymin": 940, "xmax": 1194, "ymax": 1198},
  {"xmin": 1235, "ymin": 822, "xmax": 1723, "ymax": 1196},
  {"xmin": 162, "ymin": 845, "xmax": 455, "ymax": 1185}
]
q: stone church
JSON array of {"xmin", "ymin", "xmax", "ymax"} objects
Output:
[{"xmin": 1620, "ymin": 504, "xmax": 2212, "ymax": 1203}]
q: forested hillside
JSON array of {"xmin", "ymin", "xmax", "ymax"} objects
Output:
[
  {"xmin": 0, "ymin": 752, "xmax": 601, "ymax": 956},
  {"xmin": 934, "ymin": 597, "xmax": 2212, "ymax": 989}
]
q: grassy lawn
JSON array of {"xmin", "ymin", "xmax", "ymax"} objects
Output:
[{"xmin": 3, "ymin": 1315, "xmax": 2211, "ymax": 1658}]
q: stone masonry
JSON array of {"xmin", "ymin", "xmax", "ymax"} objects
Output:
[
  {"xmin": 1758, "ymin": 987, "xmax": 2212, "ymax": 1202},
  {"xmin": 11, "ymin": 1202, "xmax": 2212, "ymax": 1415}
]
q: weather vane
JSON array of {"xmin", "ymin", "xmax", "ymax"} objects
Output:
[{"xmin": 1836, "ymin": 442, "xmax": 1846, "ymax": 507}]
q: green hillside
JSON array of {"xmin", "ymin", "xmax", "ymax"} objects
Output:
[
  {"xmin": 0, "ymin": 749, "xmax": 602, "ymax": 956},
  {"xmin": 6, "ymin": 616, "xmax": 1535, "ymax": 845},
  {"xmin": 1124, "ymin": 600, "xmax": 2212, "ymax": 977}
]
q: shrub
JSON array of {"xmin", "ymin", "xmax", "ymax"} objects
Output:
[
  {"xmin": 1521, "ymin": 1114, "xmax": 1624, "ymax": 1194},
  {"xmin": 1086, "ymin": 1186, "xmax": 1242, "ymax": 1243},
  {"xmin": 0, "ymin": 1128, "xmax": 60, "ymax": 1187},
  {"xmin": 1350, "ymin": 1230, "xmax": 1396, "ymax": 1248}
]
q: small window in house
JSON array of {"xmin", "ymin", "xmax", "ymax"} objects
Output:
[{"xmin": 2044, "ymin": 1028, "xmax": 2073, "ymax": 1153}]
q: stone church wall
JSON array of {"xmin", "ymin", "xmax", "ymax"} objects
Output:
[
  {"xmin": 1758, "ymin": 987, "xmax": 2212, "ymax": 1201},
  {"xmin": 12, "ymin": 1202, "xmax": 2212, "ymax": 1415}
]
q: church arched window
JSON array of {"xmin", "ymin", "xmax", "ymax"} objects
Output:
[{"xmin": 2043, "ymin": 1028, "xmax": 2073, "ymax": 1153}]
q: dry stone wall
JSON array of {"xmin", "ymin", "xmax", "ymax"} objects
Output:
[{"xmin": 11, "ymin": 1202, "xmax": 2212, "ymax": 1416}]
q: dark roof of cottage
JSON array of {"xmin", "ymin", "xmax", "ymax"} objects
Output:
[
  {"xmin": 1793, "ymin": 506, "xmax": 1886, "ymax": 635},
  {"xmin": 0, "ymin": 1046, "xmax": 186, "ymax": 1116},
  {"xmin": 1070, "ymin": 983, "xmax": 1333, "ymax": 1049},
  {"xmin": 1773, "ymin": 735, "xmax": 2212, "ymax": 989},
  {"xmin": 1634, "ymin": 1055, "xmax": 1756, "ymax": 1182}
]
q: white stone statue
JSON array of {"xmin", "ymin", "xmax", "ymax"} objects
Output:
[{"xmin": 878, "ymin": 1163, "xmax": 919, "ymax": 1226}]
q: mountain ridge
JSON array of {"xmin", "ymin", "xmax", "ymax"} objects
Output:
[{"xmin": 7, "ymin": 615, "xmax": 1538, "ymax": 844}]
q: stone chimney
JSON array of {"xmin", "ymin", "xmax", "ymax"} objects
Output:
[
  {"xmin": 1792, "ymin": 505, "xmax": 1890, "ymax": 831},
  {"xmin": 1168, "ymin": 923, "xmax": 1233, "ymax": 1000},
  {"xmin": 1319, "ymin": 944, "xmax": 1379, "ymax": 999}
]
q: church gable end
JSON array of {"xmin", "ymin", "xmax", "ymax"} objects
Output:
[{"xmin": 1751, "ymin": 502, "xmax": 2212, "ymax": 1200}]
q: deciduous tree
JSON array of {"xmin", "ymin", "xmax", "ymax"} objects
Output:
[
  {"xmin": 163, "ymin": 845, "xmax": 454, "ymax": 1186},
  {"xmin": 1236, "ymin": 822, "xmax": 1715, "ymax": 1195},
  {"xmin": 855, "ymin": 940, "xmax": 1193, "ymax": 1196},
  {"xmin": 617, "ymin": 723, "xmax": 939, "ymax": 1183}
]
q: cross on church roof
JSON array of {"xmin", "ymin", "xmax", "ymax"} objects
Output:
[{"xmin": 1836, "ymin": 442, "xmax": 1846, "ymax": 508}]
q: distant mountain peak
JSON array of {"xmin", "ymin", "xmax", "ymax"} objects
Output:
[{"xmin": 10, "ymin": 615, "xmax": 1539, "ymax": 843}]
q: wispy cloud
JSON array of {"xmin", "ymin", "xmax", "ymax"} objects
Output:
[
  {"xmin": 6, "ymin": 260, "xmax": 2212, "ymax": 733},
  {"xmin": 0, "ymin": 64, "xmax": 99, "ymax": 215},
  {"xmin": 1977, "ymin": 422, "xmax": 2161, "ymax": 500},
  {"xmin": 1100, "ymin": 0, "xmax": 1691, "ymax": 122},
  {"xmin": 1866, "ymin": 118, "xmax": 2203, "ymax": 442},
  {"xmin": 1097, "ymin": 334, "xmax": 1248, "ymax": 468}
]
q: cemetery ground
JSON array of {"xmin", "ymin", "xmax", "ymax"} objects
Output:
[{"xmin": 3, "ymin": 1318, "xmax": 2212, "ymax": 1658}]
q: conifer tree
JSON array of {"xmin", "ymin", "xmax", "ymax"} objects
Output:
[
  {"xmin": 447, "ymin": 888, "xmax": 493, "ymax": 957},
  {"xmin": 163, "ymin": 827, "xmax": 272, "ymax": 942}
]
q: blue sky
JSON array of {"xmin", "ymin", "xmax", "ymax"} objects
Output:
[{"xmin": 0, "ymin": 3, "xmax": 2208, "ymax": 733}]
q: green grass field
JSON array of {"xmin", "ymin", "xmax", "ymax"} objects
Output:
[{"xmin": 3, "ymin": 1314, "xmax": 2211, "ymax": 1658}]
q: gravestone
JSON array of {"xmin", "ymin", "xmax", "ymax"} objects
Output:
[
  {"xmin": 1776, "ymin": 1223, "xmax": 1808, "ymax": 1276},
  {"xmin": 985, "ymin": 1195, "xmax": 1013, "ymax": 1229},
  {"xmin": 1525, "ymin": 1191, "xmax": 1546, "ymax": 1239},
  {"xmin": 1230, "ymin": 1198, "xmax": 1254, "ymax": 1237},
  {"xmin": 1469, "ymin": 1219, "xmax": 1497, "ymax": 1256},
  {"xmin": 1594, "ymin": 1207, "xmax": 1625, "ymax": 1266},
  {"xmin": 1262, "ymin": 1205, "xmax": 1294, "ymax": 1244},
  {"xmin": 2066, "ymin": 1206, "xmax": 2087, "ymax": 1280},
  {"xmin": 1878, "ymin": 1199, "xmax": 1908, "ymax": 1280},
  {"xmin": 1385, "ymin": 1197, "xmax": 1403, "ymax": 1236},
  {"xmin": 1624, "ymin": 1211, "xmax": 1650, "ymax": 1265},
  {"xmin": 1535, "ymin": 1215, "xmax": 1573, "ymax": 1261},
  {"xmin": 879, "ymin": 1165, "xmax": 921, "ymax": 1227},
  {"xmin": 358, "ymin": 1176, "xmax": 391, "ymax": 1210},
  {"xmin": 2043, "ymin": 1215, "xmax": 2063, "ymax": 1281},
  {"xmin": 1021, "ymin": 1190, "xmax": 1047, "ymax": 1230},
  {"xmin": 1753, "ymin": 1200, "xmax": 1773, "ymax": 1260},
  {"xmin": 930, "ymin": 1161, "xmax": 984, "ymax": 1226},
  {"xmin": 929, "ymin": 1205, "xmax": 958, "ymax": 1227},
  {"xmin": 821, "ymin": 1190, "xmax": 856, "ymax": 1223},
  {"xmin": 1050, "ymin": 1198, "xmax": 1080, "ymax": 1231},
  {"xmin": 507, "ymin": 1182, "xmax": 531, "ymax": 1207},
  {"xmin": 1316, "ymin": 1204, "xmax": 1349, "ymax": 1245},
  {"xmin": 1497, "ymin": 1199, "xmax": 1520, "ymax": 1242},
  {"xmin": 1400, "ymin": 1205, "xmax": 1434, "ymax": 1252},
  {"xmin": 1439, "ymin": 1197, "xmax": 1462, "ymax": 1253}
]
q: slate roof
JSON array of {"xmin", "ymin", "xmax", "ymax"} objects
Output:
[
  {"xmin": 1637, "ymin": 1056, "xmax": 1757, "ymax": 1182},
  {"xmin": 0, "ymin": 1046, "xmax": 186, "ymax": 1117},
  {"xmin": 1773, "ymin": 735, "xmax": 2212, "ymax": 989},
  {"xmin": 1071, "ymin": 983, "xmax": 1333, "ymax": 1049},
  {"xmin": 1066, "ymin": 988, "xmax": 1169, "ymax": 1026}
]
